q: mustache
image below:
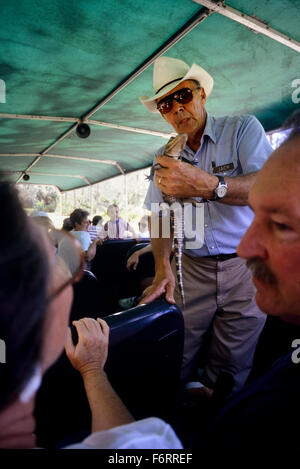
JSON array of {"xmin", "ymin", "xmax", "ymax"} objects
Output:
[{"xmin": 246, "ymin": 258, "xmax": 277, "ymax": 285}]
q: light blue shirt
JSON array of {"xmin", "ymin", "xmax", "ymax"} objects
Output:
[
  {"xmin": 144, "ymin": 114, "xmax": 273, "ymax": 257},
  {"xmin": 70, "ymin": 230, "xmax": 92, "ymax": 251}
]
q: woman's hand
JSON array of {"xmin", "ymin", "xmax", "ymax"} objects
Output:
[{"xmin": 65, "ymin": 317, "xmax": 109, "ymax": 377}]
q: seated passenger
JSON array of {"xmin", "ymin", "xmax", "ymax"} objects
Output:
[
  {"xmin": 88, "ymin": 215, "xmax": 103, "ymax": 241},
  {"xmin": 31, "ymin": 210, "xmax": 55, "ymax": 231},
  {"xmin": 136, "ymin": 215, "xmax": 150, "ymax": 239},
  {"xmin": 62, "ymin": 217, "xmax": 73, "ymax": 232},
  {"xmin": 103, "ymin": 204, "xmax": 136, "ymax": 239},
  {"xmin": 0, "ymin": 182, "xmax": 182, "ymax": 449}
]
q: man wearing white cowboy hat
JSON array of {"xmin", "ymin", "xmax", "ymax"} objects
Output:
[{"xmin": 140, "ymin": 56, "xmax": 273, "ymax": 395}]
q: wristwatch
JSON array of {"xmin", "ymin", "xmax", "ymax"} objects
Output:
[{"xmin": 213, "ymin": 175, "xmax": 228, "ymax": 200}]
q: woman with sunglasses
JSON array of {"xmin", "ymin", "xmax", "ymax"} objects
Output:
[
  {"xmin": 140, "ymin": 56, "xmax": 273, "ymax": 397},
  {"xmin": 0, "ymin": 182, "xmax": 181, "ymax": 449}
]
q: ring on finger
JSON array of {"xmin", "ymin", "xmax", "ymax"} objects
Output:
[{"xmin": 158, "ymin": 177, "xmax": 162, "ymax": 184}]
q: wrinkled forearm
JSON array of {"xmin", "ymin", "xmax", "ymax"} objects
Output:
[
  {"xmin": 82, "ymin": 370, "xmax": 134, "ymax": 433},
  {"xmin": 220, "ymin": 172, "xmax": 258, "ymax": 206},
  {"xmin": 137, "ymin": 244, "xmax": 153, "ymax": 257},
  {"xmin": 150, "ymin": 213, "xmax": 173, "ymax": 271}
]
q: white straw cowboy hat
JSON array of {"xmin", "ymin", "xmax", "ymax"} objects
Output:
[{"xmin": 140, "ymin": 56, "xmax": 214, "ymax": 113}]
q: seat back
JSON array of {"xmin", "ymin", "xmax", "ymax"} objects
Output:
[
  {"xmin": 126, "ymin": 243, "xmax": 155, "ymax": 281},
  {"xmin": 35, "ymin": 300, "xmax": 184, "ymax": 448},
  {"xmin": 91, "ymin": 239, "xmax": 149, "ymax": 312},
  {"xmin": 105, "ymin": 300, "xmax": 184, "ymax": 422},
  {"xmin": 70, "ymin": 270, "xmax": 103, "ymax": 319}
]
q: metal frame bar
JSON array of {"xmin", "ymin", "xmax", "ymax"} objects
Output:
[
  {"xmin": 0, "ymin": 152, "xmax": 123, "ymax": 166},
  {"xmin": 88, "ymin": 120, "xmax": 174, "ymax": 139},
  {"xmin": 193, "ymin": 1, "xmax": 300, "ymax": 53},
  {"xmin": 1, "ymin": 169, "xmax": 90, "ymax": 184},
  {"xmin": 0, "ymin": 152, "xmax": 125, "ymax": 181},
  {"xmin": 0, "ymin": 113, "xmax": 174, "ymax": 139},
  {"xmin": 31, "ymin": 172, "xmax": 91, "ymax": 185},
  {"xmin": 0, "ymin": 170, "xmax": 62, "ymax": 191}
]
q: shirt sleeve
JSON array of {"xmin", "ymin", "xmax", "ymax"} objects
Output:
[
  {"xmin": 237, "ymin": 115, "xmax": 273, "ymax": 173},
  {"xmin": 143, "ymin": 180, "xmax": 164, "ymax": 211},
  {"xmin": 63, "ymin": 417, "xmax": 183, "ymax": 449},
  {"xmin": 143, "ymin": 144, "xmax": 167, "ymax": 211}
]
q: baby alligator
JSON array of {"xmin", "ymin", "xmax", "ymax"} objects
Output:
[{"xmin": 154, "ymin": 133, "xmax": 188, "ymax": 306}]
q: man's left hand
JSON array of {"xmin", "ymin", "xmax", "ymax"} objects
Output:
[{"xmin": 155, "ymin": 155, "xmax": 218, "ymax": 199}]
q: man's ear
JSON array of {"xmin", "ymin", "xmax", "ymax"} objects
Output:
[{"xmin": 200, "ymin": 87, "xmax": 207, "ymax": 105}]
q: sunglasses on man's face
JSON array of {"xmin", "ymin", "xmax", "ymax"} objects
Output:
[{"xmin": 156, "ymin": 86, "xmax": 200, "ymax": 115}]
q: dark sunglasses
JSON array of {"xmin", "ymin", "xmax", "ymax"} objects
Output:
[{"xmin": 156, "ymin": 86, "xmax": 200, "ymax": 114}]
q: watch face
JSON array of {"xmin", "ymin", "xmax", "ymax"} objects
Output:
[{"xmin": 216, "ymin": 185, "xmax": 227, "ymax": 198}]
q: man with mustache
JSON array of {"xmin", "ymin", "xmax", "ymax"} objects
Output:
[
  {"xmin": 238, "ymin": 115, "xmax": 300, "ymax": 324},
  {"xmin": 203, "ymin": 111, "xmax": 300, "ymax": 454},
  {"xmin": 140, "ymin": 56, "xmax": 273, "ymax": 394}
]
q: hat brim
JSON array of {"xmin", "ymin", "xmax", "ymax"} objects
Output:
[{"xmin": 140, "ymin": 63, "xmax": 214, "ymax": 113}]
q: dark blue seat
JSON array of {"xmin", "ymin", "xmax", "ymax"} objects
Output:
[
  {"xmin": 34, "ymin": 300, "xmax": 184, "ymax": 448},
  {"xmin": 70, "ymin": 270, "xmax": 104, "ymax": 319},
  {"xmin": 126, "ymin": 242, "xmax": 155, "ymax": 281},
  {"xmin": 91, "ymin": 239, "xmax": 149, "ymax": 313},
  {"xmin": 105, "ymin": 300, "xmax": 184, "ymax": 422}
]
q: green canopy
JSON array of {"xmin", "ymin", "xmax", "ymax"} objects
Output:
[{"xmin": 0, "ymin": 0, "xmax": 299, "ymax": 191}]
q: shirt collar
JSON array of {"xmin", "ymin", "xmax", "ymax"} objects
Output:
[{"xmin": 183, "ymin": 112, "xmax": 216, "ymax": 158}]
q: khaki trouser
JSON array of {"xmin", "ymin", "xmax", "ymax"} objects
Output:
[{"xmin": 172, "ymin": 253, "xmax": 266, "ymax": 391}]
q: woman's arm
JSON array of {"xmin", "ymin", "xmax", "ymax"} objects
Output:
[{"xmin": 65, "ymin": 317, "xmax": 134, "ymax": 433}]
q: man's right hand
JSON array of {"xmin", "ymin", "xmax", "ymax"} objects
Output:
[{"xmin": 138, "ymin": 265, "xmax": 176, "ymax": 304}]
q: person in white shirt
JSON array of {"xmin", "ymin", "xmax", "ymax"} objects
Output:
[
  {"xmin": 136, "ymin": 215, "xmax": 150, "ymax": 239},
  {"xmin": 103, "ymin": 204, "xmax": 136, "ymax": 239}
]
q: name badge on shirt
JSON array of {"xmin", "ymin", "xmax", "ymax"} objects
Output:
[{"xmin": 213, "ymin": 163, "xmax": 234, "ymax": 174}]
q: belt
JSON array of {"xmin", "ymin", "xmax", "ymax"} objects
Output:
[{"xmin": 203, "ymin": 253, "xmax": 238, "ymax": 261}]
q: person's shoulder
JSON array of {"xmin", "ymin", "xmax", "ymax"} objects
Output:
[
  {"xmin": 216, "ymin": 114, "xmax": 266, "ymax": 138},
  {"xmin": 155, "ymin": 143, "xmax": 168, "ymax": 157},
  {"xmin": 238, "ymin": 114, "xmax": 261, "ymax": 126},
  {"xmin": 82, "ymin": 231, "xmax": 91, "ymax": 240},
  {"xmin": 72, "ymin": 230, "xmax": 90, "ymax": 241},
  {"xmin": 213, "ymin": 114, "xmax": 256, "ymax": 127}
]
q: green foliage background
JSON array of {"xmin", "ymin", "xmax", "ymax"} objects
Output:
[{"xmin": 18, "ymin": 167, "xmax": 151, "ymax": 229}]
